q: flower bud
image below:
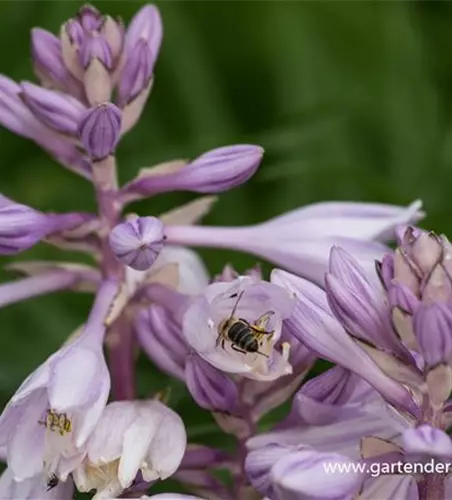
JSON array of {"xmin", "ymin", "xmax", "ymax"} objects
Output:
[
  {"xmin": 80, "ymin": 35, "xmax": 113, "ymax": 69},
  {"xmin": 185, "ymin": 353, "xmax": 239, "ymax": 412},
  {"xmin": 109, "ymin": 216, "xmax": 165, "ymax": 271},
  {"xmin": 20, "ymin": 82, "xmax": 85, "ymax": 135},
  {"xmin": 413, "ymin": 302, "xmax": 452, "ymax": 367},
  {"xmin": 403, "ymin": 425, "xmax": 452, "ymax": 457},
  {"xmin": 31, "ymin": 29, "xmax": 72, "ymax": 90},
  {"xmin": 125, "ymin": 4, "xmax": 162, "ymax": 55},
  {"xmin": 77, "ymin": 4, "xmax": 102, "ymax": 31},
  {"xmin": 78, "ymin": 103, "xmax": 121, "ymax": 160},
  {"xmin": 123, "ymin": 145, "xmax": 263, "ymax": 197},
  {"xmin": 117, "ymin": 39, "xmax": 154, "ymax": 106}
]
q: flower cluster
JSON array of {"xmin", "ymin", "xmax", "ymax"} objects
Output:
[{"xmin": 0, "ymin": 3, "xmax": 436, "ymax": 500}]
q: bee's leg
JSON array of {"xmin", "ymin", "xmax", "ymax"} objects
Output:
[
  {"xmin": 256, "ymin": 350, "xmax": 269, "ymax": 358},
  {"xmin": 231, "ymin": 344, "xmax": 247, "ymax": 355}
]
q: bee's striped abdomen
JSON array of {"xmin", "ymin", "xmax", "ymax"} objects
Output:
[{"xmin": 227, "ymin": 319, "xmax": 259, "ymax": 352}]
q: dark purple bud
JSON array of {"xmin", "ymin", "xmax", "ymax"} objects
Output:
[
  {"xmin": 78, "ymin": 103, "xmax": 121, "ymax": 160},
  {"xmin": 77, "ymin": 4, "xmax": 103, "ymax": 31},
  {"xmin": 414, "ymin": 303, "xmax": 452, "ymax": 366},
  {"xmin": 117, "ymin": 39, "xmax": 154, "ymax": 106},
  {"xmin": 109, "ymin": 216, "xmax": 165, "ymax": 271},
  {"xmin": 185, "ymin": 353, "xmax": 239, "ymax": 413},
  {"xmin": 80, "ymin": 35, "xmax": 113, "ymax": 69},
  {"xmin": 31, "ymin": 29, "xmax": 71, "ymax": 87},
  {"xmin": 20, "ymin": 82, "xmax": 85, "ymax": 135}
]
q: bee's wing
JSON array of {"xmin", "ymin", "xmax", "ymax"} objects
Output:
[{"xmin": 254, "ymin": 311, "xmax": 275, "ymax": 331}]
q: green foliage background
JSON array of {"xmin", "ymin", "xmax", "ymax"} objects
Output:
[{"xmin": 0, "ymin": 0, "xmax": 451, "ymax": 494}]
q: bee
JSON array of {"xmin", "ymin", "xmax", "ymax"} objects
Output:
[
  {"xmin": 38, "ymin": 409, "xmax": 72, "ymax": 436},
  {"xmin": 216, "ymin": 290, "xmax": 275, "ymax": 357},
  {"xmin": 46, "ymin": 474, "xmax": 59, "ymax": 491}
]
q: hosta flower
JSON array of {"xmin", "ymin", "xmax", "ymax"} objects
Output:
[
  {"xmin": 0, "ymin": 194, "xmax": 90, "ymax": 255},
  {"xmin": 246, "ymin": 367, "xmax": 420, "ymax": 500},
  {"xmin": 0, "ymin": 279, "xmax": 118, "ymax": 482},
  {"xmin": 182, "ymin": 276, "xmax": 295, "ymax": 381},
  {"xmin": 109, "ymin": 216, "xmax": 165, "ymax": 271},
  {"xmin": 0, "ymin": 467, "xmax": 74, "ymax": 500},
  {"xmin": 121, "ymin": 145, "xmax": 264, "ymax": 199},
  {"xmin": 165, "ymin": 200, "xmax": 423, "ymax": 285},
  {"xmin": 73, "ymin": 399, "xmax": 186, "ymax": 499}
]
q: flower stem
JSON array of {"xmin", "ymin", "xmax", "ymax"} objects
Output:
[{"xmin": 92, "ymin": 155, "xmax": 136, "ymax": 399}]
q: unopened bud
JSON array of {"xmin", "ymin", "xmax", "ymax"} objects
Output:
[
  {"xmin": 78, "ymin": 103, "xmax": 121, "ymax": 160},
  {"xmin": 109, "ymin": 216, "xmax": 165, "ymax": 271}
]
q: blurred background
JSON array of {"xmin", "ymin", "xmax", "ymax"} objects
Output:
[{"xmin": 0, "ymin": 0, "xmax": 451, "ymax": 494}]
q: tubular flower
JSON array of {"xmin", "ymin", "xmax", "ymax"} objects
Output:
[
  {"xmin": 164, "ymin": 200, "xmax": 423, "ymax": 285},
  {"xmin": 0, "ymin": 280, "xmax": 118, "ymax": 483},
  {"xmin": 73, "ymin": 399, "xmax": 186, "ymax": 499},
  {"xmin": 182, "ymin": 276, "xmax": 295, "ymax": 381}
]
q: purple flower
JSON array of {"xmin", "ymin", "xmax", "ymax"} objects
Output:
[
  {"xmin": 118, "ymin": 39, "xmax": 154, "ymax": 106},
  {"xmin": 78, "ymin": 103, "xmax": 122, "ymax": 160},
  {"xmin": 20, "ymin": 81, "xmax": 86, "ymax": 135},
  {"xmin": 182, "ymin": 276, "xmax": 294, "ymax": 381},
  {"xmin": 109, "ymin": 216, "xmax": 165, "ymax": 271},
  {"xmin": 165, "ymin": 200, "xmax": 423, "ymax": 285},
  {"xmin": 0, "ymin": 76, "xmax": 91, "ymax": 179},
  {"xmin": 185, "ymin": 353, "xmax": 240, "ymax": 412},
  {"xmin": 121, "ymin": 145, "xmax": 264, "ymax": 199},
  {"xmin": 0, "ymin": 280, "xmax": 118, "ymax": 482},
  {"xmin": 135, "ymin": 304, "xmax": 189, "ymax": 381},
  {"xmin": 271, "ymin": 269, "xmax": 419, "ymax": 415},
  {"xmin": 0, "ymin": 467, "xmax": 74, "ymax": 500},
  {"xmin": 80, "ymin": 35, "xmax": 113, "ymax": 69},
  {"xmin": 73, "ymin": 399, "xmax": 186, "ymax": 498},
  {"xmin": 0, "ymin": 194, "xmax": 90, "ymax": 255},
  {"xmin": 271, "ymin": 449, "xmax": 364, "ymax": 500},
  {"xmin": 403, "ymin": 425, "xmax": 452, "ymax": 458},
  {"xmin": 124, "ymin": 4, "xmax": 163, "ymax": 57}
]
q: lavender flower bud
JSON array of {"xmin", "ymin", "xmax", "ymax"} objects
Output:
[
  {"xmin": 403, "ymin": 425, "xmax": 452, "ymax": 457},
  {"xmin": 78, "ymin": 103, "xmax": 121, "ymax": 160},
  {"xmin": 77, "ymin": 4, "xmax": 102, "ymax": 31},
  {"xmin": 20, "ymin": 82, "xmax": 85, "ymax": 135},
  {"xmin": 185, "ymin": 353, "xmax": 239, "ymax": 412},
  {"xmin": 123, "ymin": 145, "xmax": 263, "ymax": 197},
  {"xmin": 388, "ymin": 283, "xmax": 419, "ymax": 315},
  {"xmin": 80, "ymin": 35, "xmax": 113, "ymax": 69},
  {"xmin": 413, "ymin": 303, "xmax": 452, "ymax": 367},
  {"xmin": 125, "ymin": 4, "xmax": 163, "ymax": 55},
  {"xmin": 109, "ymin": 216, "xmax": 165, "ymax": 271},
  {"xmin": 117, "ymin": 39, "xmax": 154, "ymax": 106},
  {"xmin": 66, "ymin": 19, "xmax": 85, "ymax": 46}
]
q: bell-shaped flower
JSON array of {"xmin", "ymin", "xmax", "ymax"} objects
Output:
[
  {"xmin": 182, "ymin": 276, "xmax": 295, "ymax": 381},
  {"xmin": 0, "ymin": 194, "xmax": 90, "ymax": 255},
  {"xmin": 0, "ymin": 467, "xmax": 74, "ymax": 499},
  {"xmin": 165, "ymin": 200, "xmax": 423, "ymax": 285},
  {"xmin": 0, "ymin": 279, "xmax": 119, "ymax": 482},
  {"xmin": 121, "ymin": 145, "xmax": 263, "ymax": 200},
  {"xmin": 110, "ymin": 216, "xmax": 165, "ymax": 271},
  {"xmin": 73, "ymin": 399, "xmax": 186, "ymax": 499}
]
